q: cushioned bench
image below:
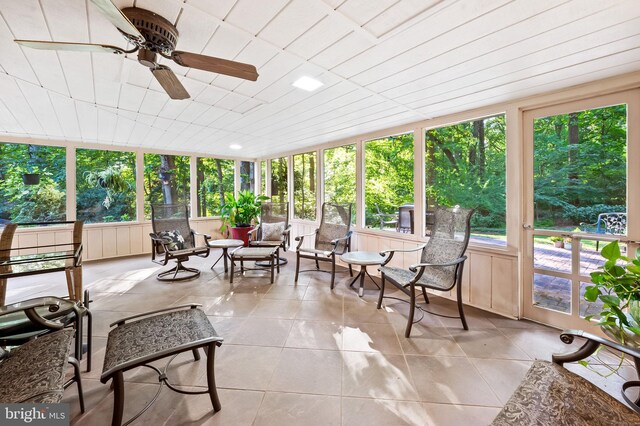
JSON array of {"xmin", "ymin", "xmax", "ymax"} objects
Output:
[
  {"xmin": 492, "ymin": 330, "xmax": 640, "ymax": 425},
  {"xmin": 0, "ymin": 329, "xmax": 84, "ymax": 409}
]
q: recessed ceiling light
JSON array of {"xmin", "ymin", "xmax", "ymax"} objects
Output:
[
  {"xmin": 229, "ymin": 144, "xmax": 242, "ymax": 150},
  {"xmin": 292, "ymin": 76, "xmax": 323, "ymax": 92}
]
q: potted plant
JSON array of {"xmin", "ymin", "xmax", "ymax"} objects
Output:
[
  {"xmin": 550, "ymin": 236, "xmax": 565, "ymax": 248},
  {"xmin": 584, "ymin": 240, "xmax": 640, "ymax": 346},
  {"xmin": 84, "ymin": 166, "xmax": 130, "ymax": 209},
  {"xmin": 220, "ymin": 190, "xmax": 268, "ymax": 246}
]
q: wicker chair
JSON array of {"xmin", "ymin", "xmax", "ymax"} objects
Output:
[
  {"xmin": 294, "ymin": 203, "xmax": 353, "ymax": 288},
  {"xmin": 150, "ymin": 204, "xmax": 210, "ymax": 281},
  {"xmin": 249, "ymin": 202, "xmax": 291, "ymax": 265},
  {"xmin": 377, "ymin": 206, "xmax": 474, "ymax": 337}
]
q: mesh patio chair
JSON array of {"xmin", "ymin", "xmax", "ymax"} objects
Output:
[
  {"xmin": 377, "ymin": 206, "xmax": 474, "ymax": 337},
  {"xmin": 248, "ymin": 202, "xmax": 291, "ymax": 265},
  {"xmin": 374, "ymin": 204, "xmax": 398, "ymax": 230},
  {"xmin": 294, "ymin": 203, "xmax": 353, "ymax": 288},
  {"xmin": 150, "ymin": 204, "xmax": 210, "ymax": 281},
  {"xmin": 397, "ymin": 204, "xmax": 414, "ymax": 233}
]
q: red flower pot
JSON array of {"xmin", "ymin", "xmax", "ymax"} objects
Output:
[{"xmin": 230, "ymin": 226, "xmax": 252, "ymax": 247}]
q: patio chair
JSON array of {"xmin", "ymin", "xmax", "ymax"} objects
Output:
[
  {"xmin": 397, "ymin": 204, "xmax": 414, "ymax": 233},
  {"xmin": 150, "ymin": 204, "xmax": 211, "ymax": 281},
  {"xmin": 377, "ymin": 206, "xmax": 474, "ymax": 337},
  {"xmin": 580, "ymin": 212, "xmax": 626, "ymax": 250},
  {"xmin": 374, "ymin": 204, "xmax": 398, "ymax": 230},
  {"xmin": 249, "ymin": 202, "xmax": 291, "ymax": 265},
  {"xmin": 294, "ymin": 203, "xmax": 353, "ymax": 288}
]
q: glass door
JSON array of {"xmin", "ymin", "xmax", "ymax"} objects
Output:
[{"xmin": 522, "ymin": 91, "xmax": 640, "ymax": 330}]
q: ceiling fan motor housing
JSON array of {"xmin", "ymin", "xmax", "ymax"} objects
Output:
[{"xmin": 120, "ymin": 8, "xmax": 178, "ymax": 55}]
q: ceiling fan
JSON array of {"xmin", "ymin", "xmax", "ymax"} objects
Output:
[{"xmin": 14, "ymin": 0, "xmax": 259, "ymax": 100}]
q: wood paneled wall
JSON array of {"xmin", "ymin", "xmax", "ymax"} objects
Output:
[{"xmin": 10, "ymin": 218, "xmax": 223, "ymax": 260}]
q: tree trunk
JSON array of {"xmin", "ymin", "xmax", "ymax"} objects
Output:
[
  {"xmin": 567, "ymin": 113, "xmax": 579, "ymax": 174},
  {"xmin": 425, "ymin": 131, "xmax": 437, "ymax": 208},
  {"xmin": 215, "ymin": 159, "xmax": 225, "ymax": 207},
  {"xmin": 567, "ymin": 112, "xmax": 579, "ymax": 203},
  {"xmin": 160, "ymin": 155, "xmax": 177, "ymax": 204},
  {"xmin": 240, "ymin": 161, "xmax": 251, "ymax": 191},
  {"xmin": 197, "ymin": 167, "xmax": 206, "ymax": 216},
  {"xmin": 429, "ymin": 132, "xmax": 459, "ymax": 172},
  {"xmin": 473, "ymin": 120, "xmax": 486, "ymax": 179}
]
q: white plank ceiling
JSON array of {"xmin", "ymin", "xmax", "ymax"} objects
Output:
[{"xmin": 0, "ymin": 0, "xmax": 639, "ymax": 158}]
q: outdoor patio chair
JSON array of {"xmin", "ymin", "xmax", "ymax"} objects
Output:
[
  {"xmin": 374, "ymin": 204, "xmax": 398, "ymax": 230},
  {"xmin": 0, "ymin": 293, "xmax": 93, "ymax": 371},
  {"xmin": 397, "ymin": 204, "xmax": 414, "ymax": 233},
  {"xmin": 377, "ymin": 206, "xmax": 474, "ymax": 337},
  {"xmin": 294, "ymin": 203, "xmax": 353, "ymax": 288},
  {"xmin": 150, "ymin": 204, "xmax": 211, "ymax": 281},
  {"xmin": 580, "ymin": 212, "xmax": 626, "ymax": 250},
  {"xmin": 249, "ymin": 202, "xmax": 291, "ymax": 265}
]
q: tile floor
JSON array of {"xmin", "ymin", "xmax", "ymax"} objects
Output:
[{"xmin": 4, "ymin": 251, "xmax": 636, "ymax": 426}]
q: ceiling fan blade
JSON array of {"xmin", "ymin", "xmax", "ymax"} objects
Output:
[
  {"xmin": 172, "ymin": 51, "xmax": 258, "ymax": 81},
  {"xmin": 151, "ymin": 66, "xmax": 190, "ymax": 100},
  {"xmin": 15, "ymin": 40, "xmax": 125, "ymax": 54},
  {"xmin": 89, "ymin": 0, "xmax": 144, "ymax": 42}
]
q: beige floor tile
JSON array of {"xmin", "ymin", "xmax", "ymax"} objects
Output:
[
  {"xmin": 86, "ymin": 310, "xmax": 137, "ymax": 337},
  {"xmin": 163, "ymin": 388, "xmax": 265, "ymax": 425},
  {"xmin": 250, "ymin": 299, "xmax": 302, "ymax": 319},
  {"xmin": 303, "ymin": 286, "xmax": 346, "ymax": 303},
  {"xmin": 206, "ymin": 315, "xmax": 246, "ymax": 341},
  {"xmin": 342, "ymin": 397, "xmax": 429, "ymax": 426},
  {"xmin": 471, "ymin": 358, "xmax": 533, "ymax": 404},
  {"xmin": 264, "ymin": 284, "xmax": 308, "ymax": 300},
  {"xmin": 342, "ymin": 322, "xmax": 402, "ymax": 354},
  {"xmin": 422, "ymin": 403, "xmax": 501, "ymax": 426},
  {"xmin": 203, "ymin": 294, "xmax": 261, "ymax": 317},
  {"xmin": 267, "ymin": 348, "xmax": 343, "ymax": 395},
  {"xmin": 253, "ymin": 392, "xmax": 341, "ymax": 426},
  {"xmin": 406, "ymin": 355, "xmax": 501, "ymax": 406},
  {"xmin": 214, "ymin": 345, "xmax": 282, "ymax": 390},
  {"xmin": 285, "ymin": 320, "xmax": 343, "ymax": 350},
  {"xmin": 342, "ymin": 352, "xmax": 419, "ymax": 401},
  {"xmin": 450, "ymin": 328, "xmax": 531, "ymax": 360},
  {"xmin": 226, "ymin": 317, "xmax": 293, "ymax": 347},
  {"xmin": 499, "ymin": 327, "xmax": 582, "ymax": 361},
  {"xmin": 296, "ymin": 299, "xmax": 343, "ymax": 322},
  {"xmin": 344, "ymin": 300, "xmax": 391, "ymax": 324}
]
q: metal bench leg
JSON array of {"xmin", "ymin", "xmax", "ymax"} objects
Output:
[
  {"xmin": 206, "ymin": 342, "xmax": 222, "ymax": 412},
  {"xmin": 111, "ymin": 371, "xmax": 125, "ymax": 426},
  {"xmin": 68, "ymin": 356, "xmax": 85, "ymax": 413},
  {"xmin": 192, "ymin": 348, "xmax": 201, "ymax": 361},
  {"xmin": 86, "ymin": 308, "xmax": 93, "ymax": 372}
]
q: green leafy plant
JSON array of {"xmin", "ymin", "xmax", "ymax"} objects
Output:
[
  {"xmin": 84, "ymin": 166, "xmax": 130, "ymax": 209},
  {"xmin": 220, "ymin": 190, "xmax": 268, "ymax": 231},
  {"xmin": 549, "ymin": 236, "xmax": 564, "ymax": 242},
  {"xmin": 585, "ymin": 240, "xmax": 640, "ymax": 344}
]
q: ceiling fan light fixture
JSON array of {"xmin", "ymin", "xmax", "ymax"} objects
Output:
[
  {"xmin": 229, "ymin": 144, "xmax": 242, "ymax": 150},
  {"xmin": 292, "ymin": 76, "xmax": 323, "ymax": 92}
]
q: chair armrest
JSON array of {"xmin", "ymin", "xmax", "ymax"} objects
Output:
[
  {"xmin": 0, "ymin": 297, "xmax": 66, "ymax": 316},
  {"xmin": 380, "ymin": 244, "xmax": 426, "ymax": 266},
  {"xmin": 553, "ymin": 329, "xmax": 640, "ymax": 364},
  {"xmin": 248, "ymin": 226, "xmax": 260, "ymax": 236},
  {"xmin": 409, "ymin": 255, "xmax": 467, "ymax": 272},
  {"xmin": 295, "ymin": 231, "xmax": 316, "ymax": 242},
  {"xmin": 330, "ymin": 232, "xmax": 352, "ymax": 246},
  {"xmin": 295, "ymin": 230, "xmax": 317, "ymax": 250}
]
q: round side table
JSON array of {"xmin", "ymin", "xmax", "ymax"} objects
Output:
[
  {"xmin": 341, "ymin": 251, "xmax": 386, "ymax": 297},
  {"xmin": 207, "ymin": 239, "xmax": 244, "ymax": 273}
]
